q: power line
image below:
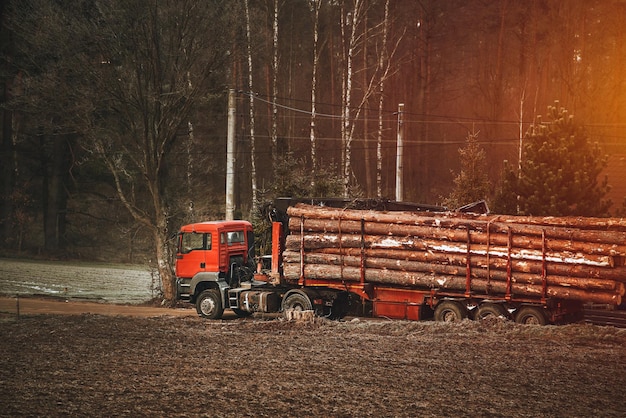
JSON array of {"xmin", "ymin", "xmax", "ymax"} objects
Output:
[{"xmin": 239, "ymin": 90, "xmax": 626, "ymax": 131}]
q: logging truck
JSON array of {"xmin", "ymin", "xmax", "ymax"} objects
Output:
[{"xmin": 175, "ymin": 198, "xmax": 625, "ymax": 325}]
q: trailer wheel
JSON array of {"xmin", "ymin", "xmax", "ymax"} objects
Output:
[
  {"xmin": 282, "ymin": 292, "xmax": 313, "ymax": 317},
  {"xmin": 515, "ymin": 306, "xmax": 547, "ymax": 325},
  {"xmin": 196, "ymin": 289, "xmax": 224, "ymax": 319},
  {"xmin": 434, "ymin": 301, "xmax": 467, "ymax": 322},
  {"xmin": 476, "ymin": 303, "xmax": 508, "ymax": 321}
]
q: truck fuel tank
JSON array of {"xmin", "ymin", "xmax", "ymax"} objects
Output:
[{"xmin": 239, "ymin": 290, "xmax": 281, "ymax": 313}]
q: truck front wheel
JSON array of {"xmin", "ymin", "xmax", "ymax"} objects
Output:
[
  {"xmin": 434, "ymin": 301, "xmax": 467, "ymax": 322},
  {"xmin": 196, "ymin": 289, "xmax": 224, "ymax": 319}
]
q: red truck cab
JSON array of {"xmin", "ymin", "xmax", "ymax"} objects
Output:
[{"xmin": 175, "ymin": 220, "xmax": 255, "ymax": 313}]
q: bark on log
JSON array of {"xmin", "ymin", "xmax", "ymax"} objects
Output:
[
  {"xmin": 288, "ymin": 217, "xmax": 626, "ymax": 256},
  {"xmin": 282, "ymin": 251, "xmax": 625, "ymax": 293},
  {"xmin": 313, "ymin": 247, "xmax": 626, "ymax": 282},
  {"xmin": 287, "ymin": 203, "xmax": 626, "ymax": 233},
  {"xmin": 282, "ymin": 204, "xmax": 626, "ymax": 306},
  {"xmin": 282, "ymin": 263, "xmax": 622, "ymax": 305},
  {"xmin": 285, "ymin": 234, "xmax": 616, "ymax": 267}
]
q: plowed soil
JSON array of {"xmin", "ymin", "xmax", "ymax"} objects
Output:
[{"xmin": 1, "ymin": 302, "xmax": 625, "ymax": 417}]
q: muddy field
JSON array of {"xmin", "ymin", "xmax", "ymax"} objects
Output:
[{"xmin": 1, "ymin": 313, "xmax": 625, "ymax": 417}]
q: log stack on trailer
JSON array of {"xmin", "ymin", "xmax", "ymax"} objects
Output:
[{"xmin": 282, "ymin": 204, "xmax": 625, "ymax": 318}]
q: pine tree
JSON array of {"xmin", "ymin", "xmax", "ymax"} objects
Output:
[
  {"xmin": 494, "ymin": 102, "xmax": 611, "ymax": 216},
  {"xmin": 443, "ymin": 131, "xmax": 491, "ymax": 209}
]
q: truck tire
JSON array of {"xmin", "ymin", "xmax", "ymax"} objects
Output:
[
  {"xmin": 196, "ymin": 289, "xmax": 224, "ymax": 319},
  {"xmin": 434, "ymin": 301, "xmax": 467, "ymax": 322},
  {"xmin": 515, "ymin": 306, "xmax": 547, "ymax": 325},
  {"xmin": 475, "ymin": 303, "xmax": 508, "ymax": 320},
  {"xmin": 282, "ymin": 292, "xmax": 313, "ymax": 317}
]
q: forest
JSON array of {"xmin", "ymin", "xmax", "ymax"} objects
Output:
[{"xmin": 1, "ymin": 0, "xmax": 626, "ymax": 300}]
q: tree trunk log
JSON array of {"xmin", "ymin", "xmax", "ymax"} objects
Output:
[
  {"xmin": 287, "ymin": 203, "xmax": 626, "ymax": 232},
  {"xmin": 283, "ymin": 204, "xmax": 626, "ymax": 306},
  {"xmin": 309, "ymin": 247, "xmax": 626, "ymax": 282},
  {"xmin": 285, "ymin": 234, "xmax": 616, "ymax": 267},
  {"xmin": 282, "ymin": 263, "xmax": 622, "ymax": 305},
  {"xmin": 282, "ymin": 251, "xmax": 624, "ymax": 293},
  {"xmin": 288, "ymin": 217, "xmax": 626, "ymax": 256}
]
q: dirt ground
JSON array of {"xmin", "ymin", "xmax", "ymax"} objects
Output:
[
  {"xmin": 1, "ymin": 298, "xmax": 625, "ymax": 417},
  {"xmin": 0, "ymin": 296, "xmax": 196, "ymax": 318}
]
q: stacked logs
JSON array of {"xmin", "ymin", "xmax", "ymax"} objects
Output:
[{"xmin": 282, "ymin": 204, "xmax": 626, "ymax": 305}]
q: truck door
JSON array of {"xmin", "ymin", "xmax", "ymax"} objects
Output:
[{"xmin": 175, "ymin": 232, "xmax": 209, "ymax": 278}]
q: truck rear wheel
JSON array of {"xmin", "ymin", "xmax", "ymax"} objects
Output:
[
  {"xmin": 475, "ymin": 303, "xmax": 508, "ymax": 320},
  {"xmin": 434, "ymin": 301, "xmax": 467, "ymax": 322},
  {"xmin": 515, "ymin": 306, "xmax": 547, "ymax": 325},
  {"xmin": 282, "ymin": 292, "xmax": 313, "ymax": 318},
  {"xmin": 196, "ymin": 289, "xmax": 224, "ymax": 319}
]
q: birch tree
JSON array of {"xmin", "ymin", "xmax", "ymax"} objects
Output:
[
  {"xmin": 375, "ymin": 0, "xmax": 390, "ymax": 198},
  {"xmin": 245, "ymin": 0, "xmax": 258, "ymax": 214},
  {"xmin": 270, "ymin": 0, "xmax": 280, "ymax": 170},
  {"xmin": 337, "ymin": 0, "xmax": 403, "ymax": 197},
  {"xmin": 339, "ymin": 0, "xmax": 363, "ymax": 196},
  {"xmin": 309, "ymin": 0, "xmax": 322, "ymax": 181}
]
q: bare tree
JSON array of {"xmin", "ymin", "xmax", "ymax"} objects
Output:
[
  {"xmin": 7, "ymin": 0, "xmax": 232, "ymax": 299},
  {"xmin": 245, "ymin": 0, "xmax": 258, "ymax": 215},
  {"xmin": 375, "ymin": 0, "xmax": 390, "ymax": 198},
  {"xmin": 337, "ymin": 0, "xmax": 403, "ymax": 197},
  {"xmin": 339, "ymin": 0, "xmax": 363, "ymax": 196},
  {"xmin": 0, "ymin": 0, "xmax": 17, "ymax": 245},
  {"xmin": 270, "ymin": 0, "xmax": 281, "ymax": 169},
  {"xmin": 309, "ymin": 0, "xmax": 322, "ymax": 181},
  {"xmin": 5, "ymin": 0, "xmax": 81, "ymax": 252},
  {"xmin": 89, "ymin": 1, "xmax": 230, "ymax": 300}
]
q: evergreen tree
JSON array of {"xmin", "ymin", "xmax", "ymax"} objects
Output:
[
  {"xmin": 264, "ymin": 152, "xmax": 346, "ymax": 201},
  {"xmin": 443, "ymin": 131, "xmax": 491, "ymax": 209},
  {"xmin": 253, "ymin": 152, "xmax": 348, "ymax": 256},
  {"xmin": 492, "ymin": 159, "xmax": 519, "ymax": 215},
  {"xmin": 494, "ymin": 102, "xmax": 611, "ymax": 216}
]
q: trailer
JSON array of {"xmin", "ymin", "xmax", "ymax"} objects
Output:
[{"xmin": 175, "ymin": 200, "xmax": 625, "ymax": 325}]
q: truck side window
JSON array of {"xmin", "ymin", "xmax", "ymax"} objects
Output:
[
  {"xmin": 227, "ymin": 231, "xmax": 244, "ymax": 245},
  {"xmin": 181, "ymin": 232, "xmax": 204, "ymax": 254}
]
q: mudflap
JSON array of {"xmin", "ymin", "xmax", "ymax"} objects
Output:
[
  {"xmin": 329, "ymin": 291, "xmax": 351, "ymax": 320},
  {"xmin": 548, "ymin": 300, "xmax": 585, "ymax": 324},
  {"xmin": 307, "ymin": 289, "xmax": 352, "ymax": 320}
]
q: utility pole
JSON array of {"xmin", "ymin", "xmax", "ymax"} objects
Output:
[
  {"xmin": 225, "ymin": 89, "xmax": 236, "ymax": 220},
  {"xmin": 395, "ymin": 103, "xmax": 404, "ymax": 202}
]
